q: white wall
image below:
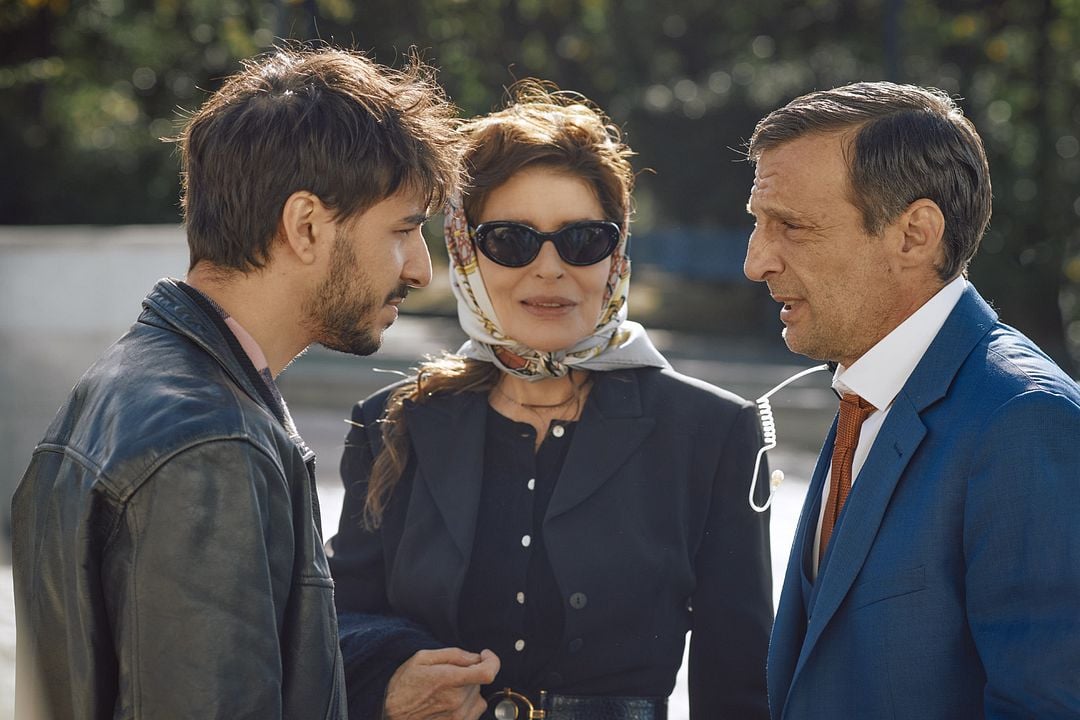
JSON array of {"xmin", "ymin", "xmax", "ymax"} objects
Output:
[{"xmin": 0, "ymin": 226, "xmax": 189, "ymax": 543}]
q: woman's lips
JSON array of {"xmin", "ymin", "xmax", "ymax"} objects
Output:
[{"xmin": 520, "ymin": 296, "xmax": 577, "ymax": 318}]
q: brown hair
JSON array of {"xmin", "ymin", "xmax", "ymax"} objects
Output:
[
  {"xmin": 177, "ymin": 45, "xmax": 461, "ymax": 271},
  {"xmin": 362, "ymin": 80, "xmax": 635, "ymax": 527},
  {"xmin": 460, "ymin": 79, "xmax": 635, "ymax": 226},
  {"xmin": 748, "ymin": 81, "xmax": 992, "ymax": 280}
]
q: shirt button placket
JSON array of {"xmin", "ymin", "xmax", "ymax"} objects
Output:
[{"xmin": 512, "ymin": 445, "xmax": 535, "ymax": 668}]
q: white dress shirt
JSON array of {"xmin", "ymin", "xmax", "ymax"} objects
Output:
[{"xmin": 812, "ymin": 275, "xmax": 967, "ymax": 577}]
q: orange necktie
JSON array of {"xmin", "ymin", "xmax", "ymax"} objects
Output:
[{"xmin": 819, "ymin": 393, "xmax": 876, "ymax": 566}]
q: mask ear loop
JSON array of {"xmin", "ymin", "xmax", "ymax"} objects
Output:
[{"xmin": 748, "ymin": 363, "xmax": 831, "ymax": 512}]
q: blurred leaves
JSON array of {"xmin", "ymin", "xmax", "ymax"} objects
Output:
[{"xmin": 1, "ymin": 0, "xmax": 1078, "ymax": 367}]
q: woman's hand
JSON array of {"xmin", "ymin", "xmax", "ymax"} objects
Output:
[{"xmin": 383, "ymin": 647, "xmax": 501, "ymax": 720}]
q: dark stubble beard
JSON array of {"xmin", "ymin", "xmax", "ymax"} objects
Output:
[{"xmin": 304, "ymin": 231, "xmax": 393, "ymax": 357}]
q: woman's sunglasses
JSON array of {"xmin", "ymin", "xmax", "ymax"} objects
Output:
[{"xmin": 471, "ymin": 221, "xmax": 621, "ymax": 268}]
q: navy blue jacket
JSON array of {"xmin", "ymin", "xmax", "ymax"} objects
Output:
[{"xmin": 768, "ymin": 285, "xmax": 1080, "ymax": 719}]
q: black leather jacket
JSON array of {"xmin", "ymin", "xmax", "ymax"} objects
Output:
[{"xmin": 12, "ymin": 279, "xmax": 346, "ymax": 720}]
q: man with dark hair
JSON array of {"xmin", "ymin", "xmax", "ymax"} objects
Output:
[
  {"xmin": 745, "ymin": 81, "xmax": 1080, "ymax": 718},
  {"xmin": 11, "ymin": 46, "xmax": 470, "ymax": 719}
]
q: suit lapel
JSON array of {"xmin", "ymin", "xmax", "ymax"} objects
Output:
[
  {"xmin": 545, "ymin": 370, "xmax": 656, "ymax": 522},
  {"xmin": 801, "ymin": 425, "xmax": 835, "ymax": 613},
  {"xmin": 770, "ymin": 419, "xmax": 835, "ymax": 716},
  {"xmin": 404, "ymin": 371, "xmax": 659, "ymax": 538},
  {"xmin": 793, "ymin": 397, "xmax": 927, "ymax": 681},
  {"xmin": 396, "ymin": 371, "xmax": 655, "ymax": 639},
  {"xmin": 404, "ymin": 393, "xmax": 488, "ymax": 560}
]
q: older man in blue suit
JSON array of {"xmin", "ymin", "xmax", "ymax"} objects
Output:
[{"xmin": 744, "ymin": 82, "xmax": 1080, "ymax": 719}]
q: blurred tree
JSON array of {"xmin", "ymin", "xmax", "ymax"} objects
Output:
[
  {"xmin": 899, "ymin": 0, "xmax": 1080, "ymax": 369},
  {"xmin": 0, "ymin": 0, "xmax": 1076, "ymax": 368}
]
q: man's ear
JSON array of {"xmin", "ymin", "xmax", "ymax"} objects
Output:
[
  {"xmin": 893, "ymin": 198, "xmax": 945, "ymax": 270},
  {"xmin": 279, "ymin": 191, "xmax": 335, "ymax": 265}
]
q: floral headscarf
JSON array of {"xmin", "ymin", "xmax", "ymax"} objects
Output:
[{"xmin": 443, "ymin": 191, "xmax": 669, "ymax": 380}]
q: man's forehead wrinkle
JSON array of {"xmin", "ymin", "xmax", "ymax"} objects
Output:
[
  {"xmin": 749, "ymin": 192, "xmax": 837, "ymax": 232},
  {"xmin": 753, "ymin": 162, "xmax": 778, "ymax": 185},
  {"xmin": 747, "ymin": 180, "xmax": 801, "ymax": 219},
  {"xmin": 751, "ymin": 153, "xmax": 855, "ymax": 231}
]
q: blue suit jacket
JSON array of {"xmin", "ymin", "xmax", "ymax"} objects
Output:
[{"xmin": 768, "ymin": 285, "xmax": 1080, "ymax": 719}]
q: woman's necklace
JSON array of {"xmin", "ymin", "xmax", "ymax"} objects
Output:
[
  {"xmin": 493, "ymin": 373, "xmax": 591, "ymax": 449},
  {"xmin": 494, "ymin": 379, "xmax": 580, "ymax": 409},
  {"xmin": 493, "ymin": 370, "xmax": 593, "ymax": 414}
]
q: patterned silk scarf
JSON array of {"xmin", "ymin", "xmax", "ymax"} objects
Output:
[{"xmin": 443, "ymin": 191, "xmax": 669, "ymax": 380}]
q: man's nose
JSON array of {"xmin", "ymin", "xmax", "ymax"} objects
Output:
[
  {"xmin": 743, "ymin": 228, "xmax": 781, "ymax": 282},
  {"xmin": 403, "ymin": 230, "xmax": 433, "ymax": 288}
]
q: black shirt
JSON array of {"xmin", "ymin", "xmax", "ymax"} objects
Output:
[{"xmin": 457, "ymin": 406, "xmax": 577, "ymax": 696}]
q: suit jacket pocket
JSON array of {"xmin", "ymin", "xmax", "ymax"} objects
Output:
[{"xmin": 848, "ymin": 565, "xmax": 926, "ymax": 610}]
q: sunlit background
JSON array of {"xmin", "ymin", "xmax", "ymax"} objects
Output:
[{"xmin": 3, "ymin": 0, "xmax": 1079, "ymax": 359}]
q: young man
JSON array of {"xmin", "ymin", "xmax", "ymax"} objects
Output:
[
  {"xmin": 12, "ymin": 47, "xmax": 460, "ymax": 719},
  {"xmin": 745, "ymin": 82, "xmax": 1080, "ymax": 718}
]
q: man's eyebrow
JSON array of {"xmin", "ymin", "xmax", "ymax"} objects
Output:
[
  {"xmin": 774, "ymin": 207, "xmax": 810, "ymax": 224},
  {"xmin": 747, "ymin": 199, "xmax": 806, "ymax": 223},
  {"xmin": 401, "ymin": 213, "xmax": 429, "ymax": 225}
]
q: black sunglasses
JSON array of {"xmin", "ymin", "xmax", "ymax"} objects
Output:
[{"xmin": 471, "ymin": 221, "xmax": 621, "ymax": 268}]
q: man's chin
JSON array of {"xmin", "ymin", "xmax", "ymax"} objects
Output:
[
  {"xmin": 319, "ymin": 330, "xmax": 382, "ymax": 358},
  {"xmin": 781, "ymin": 327, "xmax": 799, "ymax": 354},
  {"xmin": 781, "ymin": 328, "xmax": 818, "ymax": 360}
]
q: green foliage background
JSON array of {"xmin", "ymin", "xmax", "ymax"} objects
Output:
[{"xmin": 2, "ymin": 0, "xmax": 1078, "ymax": 370}]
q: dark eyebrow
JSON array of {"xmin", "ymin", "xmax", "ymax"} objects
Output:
[{"xmin": 401, "ymin": 213, "xmax": 429, "ymax": 225}]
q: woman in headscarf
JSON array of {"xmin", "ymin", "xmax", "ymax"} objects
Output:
[{"xmin": 327, "ymin": 81, "xmax": 773, "ymax": 720}]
